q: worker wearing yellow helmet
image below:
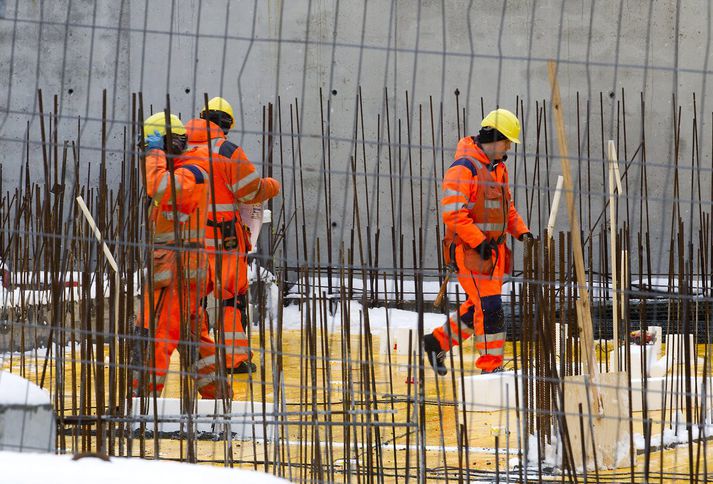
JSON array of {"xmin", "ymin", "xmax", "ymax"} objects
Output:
[
  {"xmin": 189, "ymin": 97, "xmax": 281, "ymax": 374},
  {"xmin": 132, "ymin": 111, "xmax": 231, "ymax": 399},
  {"xmin": 143, "ymin": 112, "xmax": 188, "ymax": 155},
  {"xmin": 424, "ymin": 108, "xmax": 532, "ymax": 376},
  {"xmin": 200, "ymin": 96, "xmax": 235, "ymax": 135}
]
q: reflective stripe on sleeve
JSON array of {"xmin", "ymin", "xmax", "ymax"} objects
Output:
[
  {"xmin": 238, "ymin": 182, "xmax": 261, "ymax": 202},
  {"xmin": 442, "ymin": 202, "xmax": 465, "ymax": 212},
  {"xmin": 443, "ymin": 188, "xmax": 467, "ymax": 199},
  {"xmin": 229, "ymin": 171, "xmax": 259, "ymax": 193}
]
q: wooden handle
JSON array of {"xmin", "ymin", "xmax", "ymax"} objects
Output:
[{"xmin": 433, "ymin": 273, "xmax": 451, "ymax": 311}]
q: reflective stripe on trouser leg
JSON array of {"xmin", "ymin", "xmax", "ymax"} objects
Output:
[
  {"xmin": 222, "ymin": 304, "xmax": 249, "ymax": 368},
  {"xmin": 474, "ymin": 331, "xmax": 506, "ymax": 356},
  {"xmin": 195, "ymin": 317, "xmax": 232, "ymax": 399},
  {"xmin": 475, "ymin": 294, "xmax": 506, "ymax": 371},
  {"xmin": 432, "ymin": 302, "xmax": 476, "ymax": 350}
]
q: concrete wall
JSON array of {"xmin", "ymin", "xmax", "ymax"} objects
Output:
[{"xmin": 0, "ymin": 1, "xmax": 711, "ymax": 273}]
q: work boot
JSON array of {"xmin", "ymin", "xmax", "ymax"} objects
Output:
[
  {"xmin": 480, "ymin": 366, "xmax": 504, "ymax": 374},
  {"xmin": 423, "ymin": 333, "xmax": 448, "ymax": 376},
  {"xmin": 226, "ymin": 361, "xmax": 257, "ymax": 375}
]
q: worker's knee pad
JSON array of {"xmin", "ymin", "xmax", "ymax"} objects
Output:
[{"xmin": 480, "ymin": 295, "xmax": 505, "ymax": 334}]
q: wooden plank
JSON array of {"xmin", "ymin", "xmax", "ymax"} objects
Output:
[
  {"xmin": 546, "ymin": 60, "xmax": 598, "ymax": 384},
  {"xmin": 564, "ymin": 372, "xmax": 630, "ymax": 469}
]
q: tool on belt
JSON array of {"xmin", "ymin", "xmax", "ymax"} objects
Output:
[
  {"xmin": 207, "ymin": 217, "xmax": 239, "ymax": 250},
  {"xmin": 433, "ymin": 242, "xmax": 457, "ymax": 311}
]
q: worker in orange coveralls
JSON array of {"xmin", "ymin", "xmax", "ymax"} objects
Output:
[
  {"xmin": 423, "ymin": 108, "xmax": 533, "ymax": 375},
  {"xmin": 132, "ymin": 112, "xmax": 230, "ymax": 399},
  {"xmin": 183, "ymin": 97, "xmax": 280, "ymax": 374}
]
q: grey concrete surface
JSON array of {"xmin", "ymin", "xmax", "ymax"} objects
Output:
[{"xmin": 0, "ymin": 1, "xmax": 711, "ymax": 272}]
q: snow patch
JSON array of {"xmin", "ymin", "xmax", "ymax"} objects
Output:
[
  {"xmin": 0, "ymin": 371, "xmax": 50, "ymax": 406},
  {"xmin": 0, "ymin": 450, "xmax": 288, "ymax": 484}
]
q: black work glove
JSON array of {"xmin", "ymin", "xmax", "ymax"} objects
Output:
[
  {"xmin": 518, "ymin": 232, "xmax": 534, "ymax": 241},
  {"xmin": 475, "ymin": 240, "xmax": 494, "ymax": 260}
]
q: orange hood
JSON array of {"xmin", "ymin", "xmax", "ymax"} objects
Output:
[
  {"xmin": 185, "ymin": 118, "xmax": 225, "ymax": 143},
  {"xmin": 454, "ymin": 136, "xmax": 489, "ymax": 165}
]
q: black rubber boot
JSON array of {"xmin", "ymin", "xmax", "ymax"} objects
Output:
[
  {"xmin": 423, "ymin": 333, "xmax": 448, "ymax": 376},
  {"xmin": 480, "ymin": 366, "xmax": 505, "ymax": 374},
  {"xmin": 226, "ymin": 361, "xmax": 257, "ymax": 375}
]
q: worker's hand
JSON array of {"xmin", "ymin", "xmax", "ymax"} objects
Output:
[
  {"xmin": 518, "ymin": 232, "xmax": 534, "ymax": 242},
  {"xmin": 475, "ymin": 240, "xmax": 494, "ymax": 260},
  {"xmin": 145, "ymin": 130, "xmax": 164, "ymax": 151}
]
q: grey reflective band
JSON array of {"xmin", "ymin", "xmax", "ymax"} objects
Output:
[
  {"xmin": 210, "ymin": 204, "xmax": 237, "ymax": 213},
  {"xmin": 442, "ymin": 202, "xmax": 464, "ymax": 212},
  {"xmin": 476, "ymin": 222, "xmax": 505, "ymax": 231},
  {"xmin": 194, "ymin": 354, "xmax": 216, "ymax": 371},
  {"xmin": 154, "ymin": 270, "xmax": 172, "ymax": 282},
  {"xmin": 443, "ymin": 188, "xmax": 466, "ymax": 199},
  {"xmin": 163, "ymin": 211, "xmax": 191, "ymax": 222},
  {"xmin": 153, "ymin": 173, "xmax": 169, "ymax": 202},
  {"xmin": 484, "ymin": 200, "xmax": 502, "ymax": 209},
  {"xmin": 182, "ymin": 229, "xmax": 204, "ymax": 239},
  {"xmin": 488, "ymin": 332, "xmax": 507, "ymax": 341},
  {"xmin": 195, "ymin": 374, "xmax": 217, "ymax": 389},
  {"xmin": 230, "ymin": 171, "xmax": 259, "ymax": 193},
  {"xmin": 223, "ymin": 332, "xmax": 248, "ymax": 342},
  {"xmin": 238, "ymin": 182, "xmax": 261, "ymax": 202},
  {"xmin": 153, "ymin": 233, "xmax": 175, "ymax": 243},
  {"xmin": 185, "ymin": 267, "xmax": 207, "ymax": 280},
  {"xmin": 204, "ymin": 238, "xmax": 220, "ymax": 248}
]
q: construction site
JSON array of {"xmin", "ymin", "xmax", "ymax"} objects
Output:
[{"xmin": 1, "ymin": 1, "xmax": 713, "ymax": 483}]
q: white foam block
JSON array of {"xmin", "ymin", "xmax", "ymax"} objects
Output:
[
  {"xmin": 610, "ymin": 345, "xmax": 659, "ymax": 379},
  {"xmin": 458, "ymin": 370, "xmax": 522, "ymax": 412},
  {"xmin": 664, "ymin": 333, "xmax": 696, "ymax": 363},
  {"xmin": 0, "ymin": 372, "xmax": 55, "ymax": 453},
  {"xmin": 131, "ymin": 398, "xmax": 274, "ymax": 439},
  {"xmin": 629, "ymin": 375, "xmax": 705, "ymax": 412}
]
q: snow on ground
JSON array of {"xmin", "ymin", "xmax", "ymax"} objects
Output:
[
  {"xmin": 632, "ymin": 411, "xmax": 713, "ymax": 450},
  {"xmin": 0, "ymin": 451, "xmax": 288, "ymax": 484},
  {"xmin": 0, "ymin": 371, "xmax": 50, "ymax": 406},
  {"xmin": 280, "ymin": 300, "xmax": 447, "ymax": 333}
]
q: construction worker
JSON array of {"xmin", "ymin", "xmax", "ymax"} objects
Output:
[
  {"xmin": 424, "ymin": 108, "xmax": 533, "ymax": 375},
  {"xmin": 183, "ymin": 96, "xmax": 280, "ymax": 374},
  {"xmin": 132, "ymin": 112, "xmax": 230, "ymax": 399}
]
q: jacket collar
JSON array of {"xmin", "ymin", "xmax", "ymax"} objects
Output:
[
  {"xmin": 184, "ymin": 118, "xmax": 225, "ymax": 144},
  {"xmin": 454, "ymin": 136, "xmax": 490, "ymax": 166}
]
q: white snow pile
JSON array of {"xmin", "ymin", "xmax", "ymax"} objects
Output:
[
  {"xmin": 280, "ymin": 300, "xmax": 446, "ymax": 333},
  {"xmin": 510, "ymin": 433, "xmax": 630, "ymax": 473},
  {"xmin": 632, "ymin": 411, "xmax": 713, "ymax": 450},
  {"xmin": 0, "ymin": 371, "xmax": 50, "ymax": 406},
  {"xmin": 0, "ymin": 450, "xmax": 289, "ymax": 484}
]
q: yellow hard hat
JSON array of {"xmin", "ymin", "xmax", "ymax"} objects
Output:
[
  {"xmin": 143, "ymin": 112, "xmax": 186, "ymax": 139},
  {"xmin": 481, "ymin": 108, "xmax": 521, "ymax": 144},
  {"xmin": 202, "ymin": 97, "xmax": 235, "ymax": 128}
]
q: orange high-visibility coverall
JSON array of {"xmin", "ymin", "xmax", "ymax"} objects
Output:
[
  {"xmin": 184, "ymin": 119, "xmax": 280, "ymax": 369},
  {"xmin": 133, "ymin": 147, "xmax": 230, "ymax": 399},
  {"xmin": 432, "ymin": 136, "xmax": 529, "ymax": 371}
]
